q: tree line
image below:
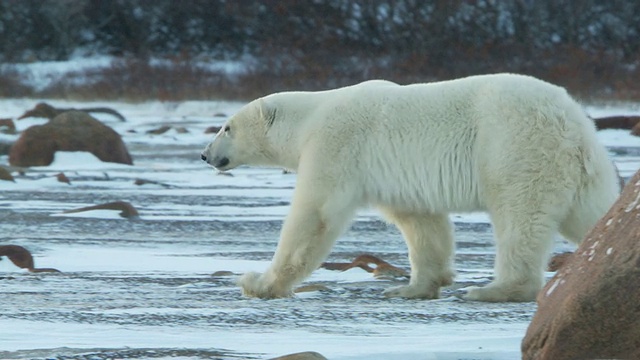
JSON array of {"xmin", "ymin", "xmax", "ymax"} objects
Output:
[{"xmin": 1, "ymin": 0, "xmax": 638, "ymax": 99}]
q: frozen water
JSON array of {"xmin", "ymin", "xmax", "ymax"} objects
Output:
[{"xmin": 1, "ymin": 97, "xmax": 639, "ymax": 360}]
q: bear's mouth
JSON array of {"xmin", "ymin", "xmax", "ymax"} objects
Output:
[
  {"xmin": 200, "ymin": 153, "xmax": 231, "ymax": 170},
  {"xmin": 213, "ymin": 157, "xmax": 230, "ymax": 170}
]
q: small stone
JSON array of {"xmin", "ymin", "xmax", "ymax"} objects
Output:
[
  {"xmin": 0, "ymin": 166, "xmax": 14, "ymax": 182},
  {"xmin": 294, "ymin": 284, "xmax": 331, "ymax": 293},
  {"xmin": 146, "ymin": 125, "xmax": 172, "ymax": 135},
  {"xmin": 0, "ymin": 118, "xmax": 16, "ymax": 134},
  {"xmin": 211, "ymin": 271, "xmax": 234, "ymax": 277},
  {"xmin": 56, "ymin": 172, "xmax": 71, "ymax": 184}
]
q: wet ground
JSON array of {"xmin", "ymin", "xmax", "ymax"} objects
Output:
[{"xmin": 1, "ymin": 101, "xmax": 639, "ymax": 359}]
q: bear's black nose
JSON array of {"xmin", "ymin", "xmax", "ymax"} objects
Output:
[{"xmin": 200, "ymin": 153, "xmax": 207, "ymax": 161}]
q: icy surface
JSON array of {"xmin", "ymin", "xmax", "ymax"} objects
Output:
[{"xmin": 1, "ymin": 97, "xmax": 639, "ymax": 360}]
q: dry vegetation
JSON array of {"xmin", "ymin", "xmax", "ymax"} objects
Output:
[{"xmin": 3, "ymin": 50, "xmax": 638, "ymax": 103}]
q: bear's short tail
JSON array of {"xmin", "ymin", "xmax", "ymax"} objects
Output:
[{"xmin": 559, "ymin": 109, "xmax": 620, "ymax": 244}]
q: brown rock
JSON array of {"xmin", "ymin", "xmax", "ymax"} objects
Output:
[
  {"xmin": 134, "ymin": 178, "xmax": 171, "ymax": 188},
  {"xmin": 593, "ymin": 115, "xmax": 640, "ymax": 130},
  {"xmin": 62, "ymin": 201, "xmax": 140, "ymax": 219},
  {"xmin": 146, "ymin": 125, "xmax": 172, "ymax": 135},
  {"xmin": 0, "ymin": 166, "xmax": 14, "ymax": 182},
  {"xmin": 631, "ymin": 121, "xmax": 640, "ymax": 137},
  {"xmin": 0, "ymin": 118, "xmax": 16, "ymax": 134},
  {"xmin": 18, "ymin": 102, "xmax": 127, "ymax": 122},
  {"xmin": 294, "ymin": 284, "xmax": 331, "ymax": 293},
  {"xmin": 56, "ymin": 172, "xmax": 71, "ymax": 184},
  {"xmin": 211, "ymin": 270, "xmax": 235, "ymax": 277},
  {"xmin": 269, "ymin": 351, "xmax": 328, "ymax": 360},
  {"xmin": 0, "ymin": 244, "xmax": 61, "ymax": 273},
  {"xmin": 9, "ymin": 111, "xmax": 133, "ymax": 167},
  {"xmin": 522, "ymin": 169, "xmax": 640, "ymax": 360}
]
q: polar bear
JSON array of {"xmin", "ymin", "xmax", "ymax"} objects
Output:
[{"xmin": 201, "ymin": 74, "xmax": 619, "ymax": 302}]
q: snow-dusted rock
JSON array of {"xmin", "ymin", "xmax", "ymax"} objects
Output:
[{"xmin": 522, "ymin": 169, "xmax": 640, "ymax": 360}]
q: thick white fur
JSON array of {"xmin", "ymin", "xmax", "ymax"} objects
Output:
[{"xmin": 202, "ymin": 74, "xmax": 619, "ymax": 302}]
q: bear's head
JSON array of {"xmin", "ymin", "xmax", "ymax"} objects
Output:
[{"xmin": 201, "ymin": 99, "xmax": 277, "ymax": 171}]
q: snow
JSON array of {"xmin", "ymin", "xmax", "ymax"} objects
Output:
[{"xmin": 1, "ymin": 71, "xmax": 640, "ymax": 359}]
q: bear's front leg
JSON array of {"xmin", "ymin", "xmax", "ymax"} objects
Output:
[
  {"xmin": 380, "ymin": 211, "xmax": 456, "ymax": 299},
  {"xmin": 238, "ymin": 178, "xmax": 358, "ymax": 299}
]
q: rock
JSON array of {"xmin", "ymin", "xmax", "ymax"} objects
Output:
[
  {"xmin": 268, "ymin": 351, "xmax": 328, "ymax": 360},
  {"xmin": 146, "ymin": 125, "xmax": 172, "ymax": 135},
  {"xmin": 593, "ymin": 115, "xmax": 640, "ymax": 130},
  {"xmin": 321, "ymin": 254, "xmax": 408, "ymax": 278},
  {"xmin": 0, "ymin": 244, "xmax": 61, "ymax": 273},
  {"xmin": 0, "ymin": 166, "xmax": 14, "ymax": 182},
  {"xmin": 522, "ymin": 169, "xmax": 640, "ymax": 360},
  {"xmin": 134, "ymin": 178, "xmax": 171, "ymax": 188},
  {"xmin": 0, "ymin": 118, "xmax": 16, "ymax": 134},
  {"xmin": 631, "ymin": 121, "xmax": 640, "ymax": 137},
  {"xmin": 546, "ymin": 252, "xmax": 573, "ymax": 272},
  {"xmin": 56, "ymin": 172, "xmax": 71, "ymax": 184},
  {"xmin": 294, "ymin": 284, "xmax": 331, "ymax": 293},
  {"xmin": 204, "ymin": 125, "xmax": 221, "ymax": 134},
  {"xmin": 211, "ymin": 270, "xmax": 235, "ymax": 277},
  {"xmin": 18, "ymin": 102, "xmax": 127, "ymax": 122},
  {"xmin": 9, "ymin": 111, "xmax": 133, "ymax": 167},
  {"xmin": 62, "ymin": 201, "xmax": 140, "ymax": 219},
  {"xmin": 175, "ymin": 126, "xmax": 189, "ymax": 134}
]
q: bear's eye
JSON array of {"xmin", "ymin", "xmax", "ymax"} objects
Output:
[{"xmin": 224, "ymin": 125, "xmax": 231, "ymax": 133}]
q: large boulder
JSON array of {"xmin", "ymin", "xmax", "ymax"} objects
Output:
[
  {"xmin": 9, "ymin": 111, "xmax": 132, "ymax": 167},
  {"xmin": 269, "ymin": 352, "xmax": 327, "ymax": 360},
  {"xmin": 522, "ymin": 169, "xmax": 640, "ymax": 360}
]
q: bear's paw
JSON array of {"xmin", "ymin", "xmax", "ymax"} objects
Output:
[
  {"xmin": 237, "ymin": 271, "xmax": 294, "ymax": 299},
  {"xmin": 464, "ymin": 283, "xmax": 538, "ymax": 302},
  {"xmin": 383, "ymin": 284, "xmax": 440, "ymax": 299}
]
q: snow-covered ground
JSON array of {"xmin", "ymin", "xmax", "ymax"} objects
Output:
[{"xmin": 0, "ymin": 94, "xmax": 639, "ymax": 360}]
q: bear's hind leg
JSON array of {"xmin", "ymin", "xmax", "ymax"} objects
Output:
[
  {"xmin": 238, "ymin": 179, "xmax": 359, "ymax": 299},
  {"xmin": 381, "ymin": 211, "xmax": 455, "ymax": 299},
  {"xmin": 464, "ymin": 205, "xmax": 560, "ymax": 302}
]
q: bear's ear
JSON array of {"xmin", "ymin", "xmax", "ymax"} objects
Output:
[{"xmin": 258, "ymin": 99, "xmax": 278, "ymax": 128}]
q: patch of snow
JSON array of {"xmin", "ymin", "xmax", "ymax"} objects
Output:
[{"xmin": 545, "ymin": 278, "xmax": 562, "ymax": 297}]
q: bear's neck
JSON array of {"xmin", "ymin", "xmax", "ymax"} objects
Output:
[{"xmin": 262, "ymin": 116, "xmax": 312, "ymax": 171}]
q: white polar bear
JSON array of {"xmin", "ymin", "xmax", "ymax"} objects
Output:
[{"xmin": 201, "ymin": 74, "xmax": 619, "ymax": 302}]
